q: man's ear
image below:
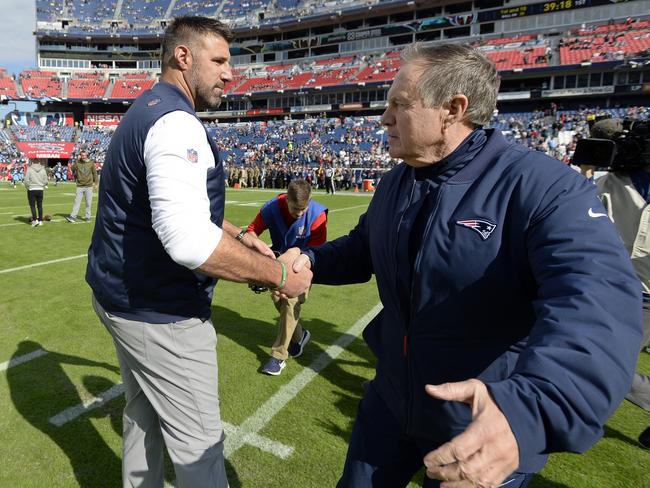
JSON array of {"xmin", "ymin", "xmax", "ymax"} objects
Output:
[
  {"xmin": 446, "ymin": 94, "xmax": 469, "ymax": 125},
  {"xmin": 174, "ymin": 44, "xmax": 192, "ymax": 71}
]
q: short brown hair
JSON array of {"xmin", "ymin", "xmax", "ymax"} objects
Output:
[
  {"xmin": 162, "ymin": 16, "xmax": 234, "ymax": 69},
  {"xmin": 287, "ymin": 180, "xmax": 311, "ymax": 207}
]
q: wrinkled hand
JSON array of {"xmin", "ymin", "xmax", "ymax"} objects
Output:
[
  {"xmin": 423, "ymin": 379, "xmax": 519, "ymax": 488},
  {"xmin": 290, "ymin": 251, "xmax": 312, "ymax": 273},
  {"xmin": 241, "ymin": 232, "xmax": 275, "ymax": 258},
  {"xmin": 275, "ymin": 247, "xmax": 312, "ymax": 299}
]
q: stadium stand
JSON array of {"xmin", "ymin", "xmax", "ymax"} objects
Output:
[
  {"xmin": 67, "ymin": 78, "xmax": 109, "ymax": 99},
  {"xmin": 70, "ymin": 0, "xmax": 118, "ymax": 23},
  {"xmin": 0, "ymin": 69, "xmax": 18, "ymax": 99},
  {"xmin": 171, "ymin": 0, "xmax": 220, "ymax": 18},
  {"xmin": 220, "ymin": 0, "xmax": 270, "ymax": 20},
  {"xmin": 0, "ymin": 129, "xmax": 21, "ymax": 163},
  {"xmin": 560, "ymin": 19, "xmax": 650, "ymax": 64},
  {"xmin": 10, "ymin": 125, "xmax": 76, "ymax": 143},
  {"xmin": 20, "ymin": 71, "xmax": 62, "ymax": 99},
  {"xmin": 36, "ymin": 0, "xmax": 65, "ymax": 21},
  {"xmin": 120, "ymin": 0, "xmax": 169, "ymax": 24},
  {"xmin": 109, "ymin": 79, "xmax": 156, "ymax": 99}
]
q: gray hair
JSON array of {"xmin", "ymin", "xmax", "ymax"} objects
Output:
[{"xmin": 401, "ymin": 43, "xmax": 500, "ymax": 126}]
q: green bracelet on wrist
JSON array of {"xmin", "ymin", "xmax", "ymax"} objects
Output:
[{"xmin": 278, "ymin": 262, "xmax": 287, "ymax": 290}]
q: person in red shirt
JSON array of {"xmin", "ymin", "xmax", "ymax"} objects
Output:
[{"xmin": 246, "ymin": 179, "xmax": 328, "ymax": 375}]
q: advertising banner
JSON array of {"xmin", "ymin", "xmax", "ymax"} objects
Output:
[
  {"xmin": 16, "ymin": 142, "xmax": 76, "ymax": 159},
  {"xmin": 84, "ymin": 113, "xmax": 124, "ymax": 126},
  {"xmin": 10, "ymin": 112, "xmax": 74, "ymax": 127}
]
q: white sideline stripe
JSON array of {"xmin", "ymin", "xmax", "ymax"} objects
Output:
[
  {"xmin": 224, "ymin": 302, "xmax": 383, "ymax": 459},
  {"xmin": 48, "ymin": 383, "xmax": 294, "ymax": 458},
  {"xmin": 227, "ymin": 188, "xmax": 373, "ymax": 198},
  {"xmin": 330, "ymin": 204, "xmax": 369, "ymax": 213},
  {"xmin": 0, "ymin": 254, "xmax": 86, "ymax": 274},
  {"xmin": 49, "ymin": 383, "xmax": 125, "ymax": 427},
  {"xmin": 0, "ymin": 349, "xmax": 48, "ymax": 372}
]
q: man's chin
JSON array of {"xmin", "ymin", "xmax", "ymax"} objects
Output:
[{"xmin": 198, "ymin": 97, "xmax": 223, "ymax": 112}]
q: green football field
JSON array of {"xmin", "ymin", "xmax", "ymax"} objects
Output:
[{"xmin": 0, "ymin": 181, "xmax": 648, "ymax": 488}]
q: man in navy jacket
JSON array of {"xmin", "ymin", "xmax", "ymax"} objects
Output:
[{"xmin": 290, "ymin": 43, "xmax": 642, "ymax": 487}]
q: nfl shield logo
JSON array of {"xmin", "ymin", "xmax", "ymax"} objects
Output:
[{"xmin": 187, "ymin": 148, "xmax": 198, "ymax": 163}]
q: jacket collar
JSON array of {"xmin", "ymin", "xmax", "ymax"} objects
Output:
[{"xmin": 446, "ymin": 129, "xmax": 511, "ymax": 184}]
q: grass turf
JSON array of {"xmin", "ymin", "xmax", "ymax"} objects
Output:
[{"xmin": 0, "ymin": 181, "xmax": 648, "ymax": 487}]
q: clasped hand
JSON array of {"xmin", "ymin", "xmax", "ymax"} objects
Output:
[{"xmin": 272, "ymin": 247, "xmax": 312, "ymax": 299}]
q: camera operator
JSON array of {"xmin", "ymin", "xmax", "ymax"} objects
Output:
[{"xmin": 581, "ymin": 117, "xmax": 650, "ymax": 447}]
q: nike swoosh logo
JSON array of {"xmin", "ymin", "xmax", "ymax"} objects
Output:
[{"xmin": 588, "ymin": 208, "xmax": 608, "ymax": 218}]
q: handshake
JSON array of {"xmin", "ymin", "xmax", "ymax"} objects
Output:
[{"xmin": 248, "ymin": 247, "xmax": 313, "ymax": 299}]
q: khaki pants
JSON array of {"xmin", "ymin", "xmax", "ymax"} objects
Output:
[
  {"xmin": 92, "ymin": 296, "xmax": 229, "ymax": 488},
  {"xmin": 270, "ymin": 289, "xmax": 309, "ymax": 361}
]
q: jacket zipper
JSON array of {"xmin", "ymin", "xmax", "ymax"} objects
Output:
[{"xmin": 404, "ymin": 184, "xmax": 444, "ymax": 436}]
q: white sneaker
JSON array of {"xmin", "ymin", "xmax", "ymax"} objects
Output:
[
  {"xmin": 30, "ymin": 220, "xmax": 38, "ymax": 227},
  {"xmin": 35, "ymin": 220, "xmax": 42, "ymax": 227}
]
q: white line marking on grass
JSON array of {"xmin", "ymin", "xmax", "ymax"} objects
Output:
[
  {"xmin": 0, "ymin": 203, "xmax": 73, "ymax": 211},
  {"xmin": 223, "ymin": 423, "xmax": 293, "ymax": 459},
  {"xmin": 44, "ymin": 303, "xmax": 381, "ymax": 459},
  {"xmin": 224, "ymin": 302, "xmax": 383, "ymax": 459},
  {"xmin": 330, "ymin": 204, "xmax": 370, "ymax": 213},
  {"xmin": 0, "ymin": 349, "xmax": 48, "ymax": 372},
  {"xmin": 0, "ymin": 219, "xmax": 72, "ymax": 228},
  {"xmin": 0, "ymin": 254, "xmax": 86, "ymax": 274},
  {"xmin": 48, "ymin": 383, "xmax": 294, "ymax": 458},
  {"xmin": 49, "ymin": 383, "xmax": 126, "ymax": 427}
]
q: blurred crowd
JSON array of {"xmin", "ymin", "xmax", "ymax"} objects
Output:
[{"xmin": 1, "ymin": 107, "xmax": 649, "ymax": 186}]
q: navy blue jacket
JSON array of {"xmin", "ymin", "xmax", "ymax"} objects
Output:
[
  {"xmin": 261, "ymin": 196, "xmax": 328, "ymax": 253},
  {"xmin": 306, "ymin": 129, "xmax": 642, "ymax": 473},
  {"xmin": 86, "ymin": 82, "xmax": 225, "ymax": 323}
]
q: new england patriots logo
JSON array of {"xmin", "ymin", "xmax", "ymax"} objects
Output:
[{"xmin": 456, "ymin": 219, "xmax": 497, "ymax": 240}]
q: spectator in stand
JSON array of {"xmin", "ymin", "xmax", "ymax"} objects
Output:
[
  {"xmin": 23, "ymin": 158, "xmax": 48, "ymax": 227},
  {"xmin": 324, "ymin": 165, "xmax": 336, "ymax": 194},
  {"xmin": 66, "ymin": 151, "xmax": 98, "ymax": 223},
  {"xmin": 246, "ymin": 179, "xmax": 328, "ymax": 375}
]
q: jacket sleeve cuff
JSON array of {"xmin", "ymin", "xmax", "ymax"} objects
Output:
[{"xmin": 485, "ymin": 377, "xmax": 547, "ymax": 472}]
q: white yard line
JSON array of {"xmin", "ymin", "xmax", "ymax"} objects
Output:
[
  {"xmin": 49, "ymin": 383, "xmax": 126, "ymax": 427},
  {"xmin": 48, "ymin": 383, "xmax": 294, "ymax": 458},
  {"xmin": 224, "ymin": 302, "xmax": 382, "ymax": 458},
  {"xmin": 0, "ymin": 349, "xmax": 48, "ymax": 372},
  {"xmin": 44, "ymin": 303, "xmax": 382, "ymax": 461},
  {"xmin": 0, "ymin": 203, "xmax": 76, "ymax": 211},
  {"xmin": 0, "ymin": 254, "xmax": 87, "ymax": 274},
  {"xmin": 330, "ymin": 204, "xmax": 369, "ymax": 213}
]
